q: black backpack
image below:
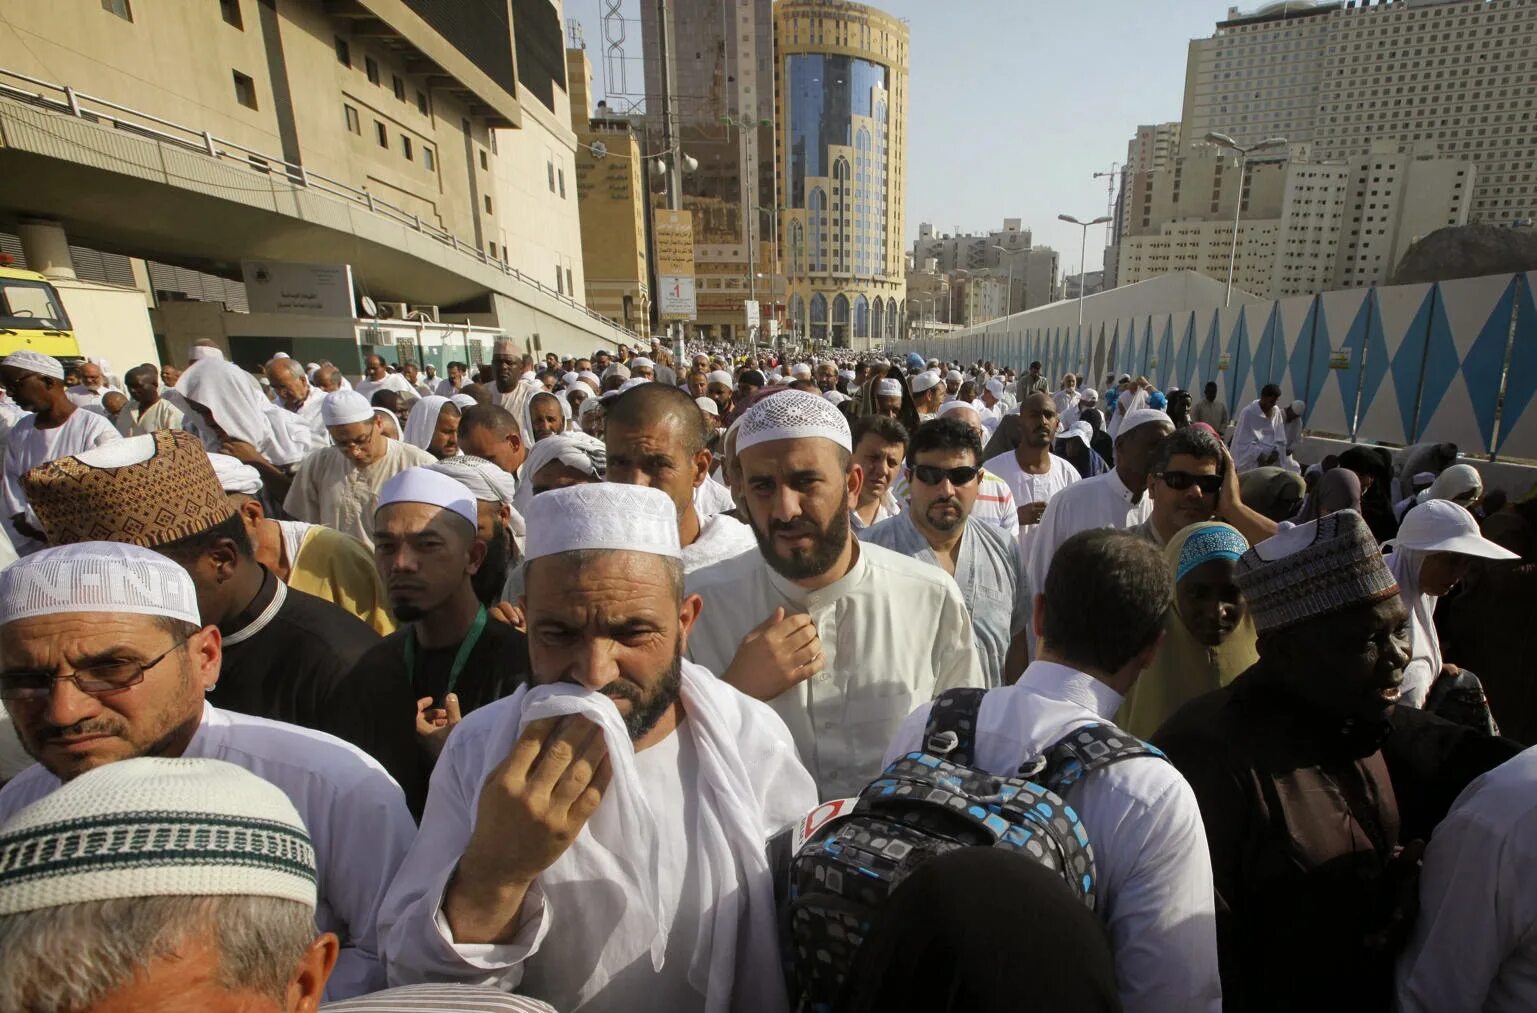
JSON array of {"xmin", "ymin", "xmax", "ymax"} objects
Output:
[{"xmin": 782, "ymin": 686, "xmax": 1166, "ymax": 1011}]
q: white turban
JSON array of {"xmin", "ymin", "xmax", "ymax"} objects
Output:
[
  {"xmin": 175, "ymin": 358, "xmax": 312, "ymax": 467},
  {"xmin": 207, "ymin": 453, "xmax": 263, "ymax": 496},
  {"xmin": 426, "ymin": 454, "xmax": 519, "ymax": 507},
  {"xmin": 513, "ymin": 432, "xmax": 606, "ymax": 516}
]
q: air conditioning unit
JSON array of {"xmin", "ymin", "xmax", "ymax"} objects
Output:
[
  {"xmin": 376, "ymin": 301, "xmax": 410, "ymax": 319},
  {"xmin": 408, "ymin": 304, "xmax": 441, "ymax": 322}
]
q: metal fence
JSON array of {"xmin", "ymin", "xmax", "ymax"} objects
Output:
[{"xmin": 891, "ymin": 271, "xmax": 1537, "ymax": 461}]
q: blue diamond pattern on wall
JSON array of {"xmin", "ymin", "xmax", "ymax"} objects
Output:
[
  {"xmin": 1356, "ymin": 290, "xmax": 1392, "ymax": 436},
  {"xmin": 1410, "ymin": 286, "xmax": 1461, "ymax": 442},
  {"xmin": 1252, "ymin": 303, "xmax": 1281, "ymax": 393},
  {"xmin": 1176, "ymin": 313, "xmax": 1197, "ymax": 393},
  {"xmin": 1224, "ymin": 311, "xmax": 1251, "ymax": 411},
  {"xmin": 1386, "ymin": 287, "xmax": 1437, "ymax": 442},
  {"xmin": 1460, "ymin": 278, "xmax": 1517, "ymax": 450},
  {"xmin": 1497, "ymin": 277, "xmax": 1537, "ymax": 454}
]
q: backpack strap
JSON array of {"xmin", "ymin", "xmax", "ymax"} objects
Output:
[
  {"xmin": 920, "ymin": 687, "xmax": 988, "ymax": 766},
  {"xmin": 1036, "ymin": 722, "xmax": 1167, "ymax": 795}
]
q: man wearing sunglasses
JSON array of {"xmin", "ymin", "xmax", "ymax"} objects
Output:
[
  {"xmin": 0, "ymin": 541, "xmax": 416, "ymax": 999},
  {"xmin": 1137, "ymin": 427, "xmax": 1279, "ymax": 548}
]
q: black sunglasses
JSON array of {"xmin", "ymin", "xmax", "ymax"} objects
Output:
[
  {"xmin": 1157, "ymin": 471, "xmax": 1222, "ymax": 495},
  {"xmin": 911, "ymin": 464, "xmax": 981, "ymax": 486}
]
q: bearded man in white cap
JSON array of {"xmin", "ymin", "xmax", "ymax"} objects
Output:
[
  {"xmin": 686, "ymin": 390, "xmax": 984, "ymax": 798},
  {"xmin": 1026, "ymin": 407, "xmax": 1176, "ymax": 600},
  {"xmin": 379, "ymin": 483, "xmax": 816, "ymax": 1011},
  {"xmin": 0, "ymin": 350, "xmax": 119, "ymax": 554},
  {"xmin": 285, "ymin": 390, "xmax": 434, "ymax": 548},
  {"xmin": 0, "ymin": 542, "xmax": 416, "ymax": 998}
]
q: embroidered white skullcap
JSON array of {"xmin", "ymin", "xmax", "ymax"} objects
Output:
[
  {"xmin": 0, "ymin": 757, "xmax": 315, "ymax": 916},
  {"xmin": 911, "ymin": 370, "xmax": 942, "ymax": 394},
  {"xmin": 696, "ymin": 395, "xmax": 721, "ymax": 417},
  {"xmin": 207, "ymin": 453, "xmax": 263, "ymax": 496},
  {"xmin": 603, "ymin": 363, "xmax": 631, "ymax": 381},
  {"xmin": 1117, "ymin": 407, "xmax": 1173, "ymax": 438},
  {"xmin": 984, "ymin": 378, "xmax": 1005, "ymax": 396},
  {"xmin": 321, "ymin": 389, "xmax": 374, "ymax": 427},
  {"xmin": 946, "ymin": 369, "xmax": 962, "ymax": 382},
  {"xmin": 737, "ymin": 389, "xmax": 852, "ymax": 453},
  {"xmin": 630, "ymin": 356, "xmax": 654, "ymax": 369},
  {"xmin": 524, "ymin": 482, "xmax": 680, "ymax": 560},
  {"xmin": 376, "ymin": 466, "xmax": 477, "ymax": 530},
  {"xmin": 427, "ymin": 454, "xmax": 518, "ymax": 506},
  {"xmin": 450, "ymin": 393, "xmax": 478, "ymax": 409},
  {"xmin": 0, "ymin": 541, "xmax": 200, "ymax": 627},
  {"xmin": 706, "ymin": 369, "xmax": 732, "ymax": 386},
  {"xmin": 823, "ymin": 390, "xmax": 850, "ymax": 406},
  {"xmin": 1, "ymin": 350, "xmax": 65, "ymax": 381},
  {"xmin": 876, "ymin": 378, "xmax": 903, "ymax": 398},
  {"xmin": 791, "ymin": 363, "xmax": 812, "ymax": 378}
]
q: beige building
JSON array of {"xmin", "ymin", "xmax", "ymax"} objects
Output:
[
  {"xmin": 911, "ymin": 219, "xmax": 1060, "ymax": 315},
  {"xmin": 776, "ymin": 0, "xmax": 908, "ymax": 350},
  {"xmin": 0, "ymin": 0, "xmax": 627, "ymax": 368}
]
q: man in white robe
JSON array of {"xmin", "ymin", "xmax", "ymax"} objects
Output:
[
  {"xmin": 982, "ymin": 391, "xmax": 1078, "ymax": 569},
  {"xmin": 685, "ymin": 390, "xmax": 985, "ymax": 799},
  {"xmin": 285, "ymin": 391, "xmax": 434, "ymax": 548},
  {"xmin": 267, "ymin": 355, "xmax": 330, "ymax": 443},
  {"xmin": 116, "ymin": 363, "xmax": 184, "ymax": 437},
  {"xmin": 354, "ymin": 354, "xmax": 415, "ymax": 401},
  {"xmin": 378, "ymin": 483, "xmax": 816, "ymax": 1011},
  {"xmin": 1230, "ymin": 384, "xmax": 1295, "ymax": 473}
]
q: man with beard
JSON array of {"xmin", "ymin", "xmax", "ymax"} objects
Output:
[
  {"xmin": 459, "ymin": 404, "xmax": 528, "ymax": 486},
  {"xmin": 330, "ymin": 468, "xmax": 529, "ymax": 815},
  {"xmin": 704, "ymin": 370, "xmax": 734, "ymax": 420},
  {"xmin": 815, "ymin": 360, "xmax": 839, "ymax": 392},
  {"xmin": 982, "ymin": 391, "xmax": 1078, "ymax": 568},
  {"xmin": 862, "ymin": 418, "xmax": 1029, "ymax": 686},
  {"xmin": 379, "ymin": 483, "xmax": 816, "ymax": 1010},
  {"xmin": 685, "ymin": 390, "xmax": 983, "ymax": 798}
]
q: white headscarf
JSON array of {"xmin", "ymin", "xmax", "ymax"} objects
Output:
[
  {"xmin": 403, "ymin": 395, "xmax": 454, "ymax": 452},
  {"xmin": 521, "ymin": 388, "xmax": 573, "ymax": 444},
  {"xmin": 173, "ymin": 358, "xmax": 312, "ymax": 467},
  {"xmin": 1386, "ymin": 545, "xmax": 1438, "ymax": 708},
  {"xmin": 512, "ymin": 432, "xmax": 605, "ymax": 517}
]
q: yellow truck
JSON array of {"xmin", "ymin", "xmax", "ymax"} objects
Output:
[{"xmin": 0, "ymin": 264, "xmax": 81, "ymax": 360}]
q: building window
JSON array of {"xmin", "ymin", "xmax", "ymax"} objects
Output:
[
  {"xmin": 416, "ymin": 91, "xmax": 429, "ymax": 116},
  {"xmin": 232, "ymin": 71, "xmax": 257, "ymax": 110},
  {"xmin": 479, "ymin": 150, "xmax": 489, "ymax": 171},
  {"xmin": 484, "ymin": 195, "xmax": 493, "ymax": 214},
  {"xmin": 557, "ymin": 167, "xmax": 565, "ymax": 198},
  {"xmin": 335, "ymin": 37, "xmax": 351, "ymax": 67},
  {"xmin": 375, "ymin": 121, "xmax": 388, "ymax": 148},
  {"xmin": 489, "ymin": 132, "xmax": 498, "ymax": 155},
  {"xmin": 343, "ymin": 104, "xmax": 360, "ymax": 134},
  {"xmin": 219, "ymin": 0, "xmax": 242, "ymax": 29},
  {"xmin": 101, "ymin": 0, "xmax": 132, "ymax": 20},
  {"xmin": 392, "ymin": 75, "xmax": 406, "ymax": 101},
  {"xmin": 566, "ymin": 267, "xmax": 573, "ymax": 295},
  {"xmin": 401, "ymin": 135, "xmax": 413, "ymax": 160},
  {"xmin": 556, "ymin": 265, "xmax": 564, "ymax": 294},
  {"xmin": 547, "ymin": 159, "xmax": 556, "ymax": 192},
  {"xmin": 489, "ymin": 242, "xmax": 498, "ymax": 259},
  {"xmin": 422, "ymin": 147, "xmax": 435, "ymax": 171},
  {"xmin": 365, "ymin": 57, "xmax": 380, "ymax": 85}
]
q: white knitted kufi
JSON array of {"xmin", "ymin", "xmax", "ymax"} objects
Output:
[
  {"xmin": 737, "ymin": 389, "xmax": 852, "ymax": 453},
  {"xmin": 875, "ymin": 378, "xmax": 903, "ymax": 398},
  {"xmin": 1, "ymin": 350, "xmax": 64, "ymax": 381},
  {"xmin": 911, "ymin": 371, "xmax": 942, "ymax": 394},
  {"xmin": 0, "ymin": 757, "xmax": 315, "ymax": 916},
  {"xmin": 524, "ymin": 482, "xmax": 680, "ymax": 560},
  {"xmin": 321, "ymin": 389, "xmax": 374, "ymax": 427},
  {"xmin": 0, "ymin": 541, "xmax": 200, "ymax": 627},
  {"xmin": 695, "ymin": 395, "xmax": 721, "ymax": 417},
  {"xmin": 706, "ymin": 370, "xmax": 732, "ymax": 386}
]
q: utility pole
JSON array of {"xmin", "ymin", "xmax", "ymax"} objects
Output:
[{"xmin": 656, "ymin": 0, "xmax": 685, "ymax": 360}]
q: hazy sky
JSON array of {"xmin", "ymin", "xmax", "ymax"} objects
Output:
[{"xmin": 562, "ymin": 0, "xmax": 1227, "ymax": 273}]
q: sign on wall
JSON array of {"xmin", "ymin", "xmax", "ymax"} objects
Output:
[
  {"xmin": 655, "ymin": 210, "xmax": 696, "ymax": 321},
  {"xmin": 241, "ymin": 260, "xmax": 356, "ymax": 318}
]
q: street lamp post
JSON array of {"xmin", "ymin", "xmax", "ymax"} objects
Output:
[
  {"xmin": 1056, "ymin": 214, "xmax": 1113, "ymax": 325},
  {"xmin": 1203, "ymin": 131, "xmax": 1288, "ymax": 306}
]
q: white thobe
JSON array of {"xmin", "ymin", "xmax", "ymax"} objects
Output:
[
  {"xmin": 378, "ymin": 665, "xmax": 816, "ymax": 1013},
  {"xmin": 114, "ymin": 397, "xmax": 184, "ymax": 437},
  {"xmin": 355, "ymin": 374, "xmax": 415, "ymax": 400},
  {"xmin": 1397, "ymin": 746, "xmax": 1537, "ymax": 1013},
  {"xmin": 685, "ymin": 541, "xmax": 985, "ymax": 799},
  {"xmin": 884, "ymin": 662, "xmax": 1222, "ymax": 1013},
  {"xmin": 1230, "ymin": 401, "xmax": 1292, "ymax": 472},
  {"xmin": 284, "ymin": 440, "xmax": 435, "ymax": 548},
  {"xmin": 290, "ymin": 384, "xmax": 330, "ymax": 443},
  {"xmin": 65, "ymin": 384, "xmax": 109, "ymax": 409},
  {"xmin": 1052, "ymin": 388, "xmax": 1078, "ymax": 417},
  {"xmin": 691, "ymin": 478, "xmax": 736, "ymax": 521},
  {"xmin": 2, "ymin": 408, "xmax": 120, "ymax": 553},
  {"xmin": 682, "ymin": 512, "xmax": 755, "ymax": 573},
  {"xmin": 982, "ymin": 450, "xmax": 1079, "ymax": 570},
  {"xmin": 0, "ymin": 702, "xmax": 416, "ymax": 1000},
  {"xmin": 1025, "ymin": 468, "xmax": 1152, "ymax": 602}
]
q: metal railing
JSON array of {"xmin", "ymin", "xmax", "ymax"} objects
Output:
[{"xmin": 0, "ymin": 65, "xmax": 645, "ymax": 344}]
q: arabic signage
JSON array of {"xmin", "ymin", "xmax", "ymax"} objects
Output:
[
  {"xmin": 659, "ymin": 275, "xmax": 697, "ymax": 320},
  {"xmin": 242, "ymin": 260, "xmax": 356, "ymax": 318},
  {"xmin": 654, "ymin": 210, "xmax": 695, "ymax": 278}
]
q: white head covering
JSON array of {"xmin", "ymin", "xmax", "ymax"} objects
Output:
[
  {"xmin": 1387, "ymin": 499, "xmax": 1517, "ymax": 561},
  {"xmin": 875, "ymin": 378, "xmax": 903, "ymax": 398},
  {"xmin": 1, "ymin": 350, "xmax": 64, "ymax": 381},
  {"xmin": 1418, "ymin": 463, "xmax": 1482, "ymax": 505},
  {"xmin": 524, "ymin": 483, "xmax": 680, "ymax": 560},
  {"xmin": 910, "ymin": 370, "xmax": 942, "ymax": 394},
  {"xmin": 321, "ymin": 389, "xmax": 375, "ymax": 428},
  {"xmin": 937, "ymin": 399, "xmax": 978, "ymax": 421},
  {"xmin": 696, "ymin": 395, "xmax": 721, "ymax": 417},
  {"xmin": 822, "ymin": 390, "xmax": 849, "ymax": 406},
  {"xmin": 1062, "ymin": 421, "xmax": 1094, "ymax": 448},
  {"xmin": 603, "ymin": 363, "xmax": 632, "ymax": 382},
  {"xmin": 946, "ymin": 369, "xmax": 962, "ymax": 382},
  {"xmin": 1079, "ymin": 387, "xmax": 1099, "ymax": 405},
  {"xmin": 562, "ymin": 371, "xmax": 581, "ymax": 389},
  {"xmin": 172, "ymin": 358, "xmax": 312, "ymax": 466},
  {"xmin": 521, "ymin": 387, "xmax": 574, "ymax": 442},
  {"xmin": 450, "ymin": 393, "xmax": 477, "ymax": 410},
  {"xmin": 737, "ymin": 389, "xmax": 852, "ymax": 453},
  {"xmin": 375, "ymin": 466, "xmax": 477, "ymax": 530},
  {"xmin": 403, "ymin": 394, "xmax": 454, "ymax": 451},
  {"xmin": 187, "ymin": 345, "xmax": 225, "ymax": 363},
  {"xmin": 513, "ymin": 432, "xmax": 607, "ymax": 516},
  {"xmin": 207, "ymin": 453, "xmax": 263, "ymax": 496},
  {"xmin": 630, "ymin": 356, "xmax": 654, "ymax": 369},
  {"xmin": 984, "ymin": 378, "xmax": 1005, "ymax": 397},
  {"xmin": 706, "ymin": 369, "xmax": 732, "ymax": 386},
  {"xmin": 618, "ymin": 377, "xmax": 652, "ymax": 393},
  {"xmin": 839, "ymin": 369, "xmax": 855, "ymax": 382},
  {"xmin": 372, "ymin": 407, "xmax": 401, "ymax": 440},
  {"xmin": 1290, "ymin": 400, "xmax": 1307, "ymax": 415},
  {"xmin": 1117, "ymin": 407, "xmax": 1173, "ymax": 438},
  {"xmin": 0, "ymin": 541, "xmax": 200, "ymax": 627},
  {"xmin": 426, "ymin": 454, "xmax": 518, "ymax": 506},
  {"xmin": 0, "ymin": 757, "xmax": 315, "ymax": 916},
  {"xmin": 578, "ymin": 370, "xmax": 602, "ymax": 390},
  {"xmin": 791, "ymin": 363, "xmax": 812, "ymax": 379}
]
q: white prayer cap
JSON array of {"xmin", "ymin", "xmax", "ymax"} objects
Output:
[
  {"xmin": 696, "ymin": 395, "xmax": 721, "ymax": 417},
  {"xmin": 791, "ymin": 363, "xmax": 812, "ymax": 378},
  {"xmin": 984, "ymin": 378, "xmax": 1005, "ymax": 396},
  {"xmin": 493, "ymin": 335, "xmax": 519, "ymax": 357},
  {"xmin": 737, "ymin": 389, "xmax": 852, "ymax": 454},
  {"xmin": 1079, "ymin": 387, "xmax": 1099, "ymax": 404},
  {"xmin": 271, "ymin": 352, "xmax": 290, "ymax": 359},
  {"xmin": 562, "ymin": 370, "xmax": 581, "ymax": 388},
  {"xmin": 1, "ymin": 350, "xmax": 64, "ymax": 381},
  {"xmin": 1117, "ymin": 407, "xmax": 1173, "ymax": 439},
  {"xmin": 1290, "ymin": 400, "xmax": 1306, "ymax": 415},
  {"xmin": 207, "ymin": 453, "xmax": 263, "ymax": 496},
  {"xmin": 450, "ymin": 393, "xmax": 477, "ymax": 409},
  {"xmin": 578, "ymin": 370, "xmax": 601, "ymax": 388},
  {"xmin": 322, "ymin": 389, "xmax": 374, "ymax": 427},
  {"xmin": 603, "ymin": 363, "xmax": 632, "ymax": 381},
  {"xmin": 0, "ymin": 541, "xmax": 200, "ymax": 628},
  {"xmin": 426, "ymin": 454, "xmax": 518, "ymax": 506},
  {"xmin": 376, "ymin": 466, "xmax": 477, "ymax": 530},
  {"xmin": 839, "ymin": 369, "xmax": 855, "ymax": 381},
  {"xmin": 937, "ymin": 399, "xmax": 978, "ymax": 420},
  {"xmin": 0, "ymin": 757, "xmax": 315, "ymax": 916},
  {"xmin": 188, "ymin": 345, "xmax": 225, "ymax": 363},
  {"xmin": 911, "ymin": 370, "xmax": 942, "ymax": 394},
  {"xmin": 524, "ymin": 483, "xmax": 680, "ymax": 561},
  {"xmin": 1387, "ymin": 499, "xmax": 1517, "ymax": 560},
  {"xmin": 823, "ymin": 390, "xmax": 850, "ymax": 406},
  {"xmin": 876, "ymin": 378, "xmax": 903, "ymax": 398},
  {"xmin": 1063, "ymin": 421, "xmax": 1094, "ymax": 447},
  {"xmin": 946, "ymin": 369, "xmax": 962, "ymax": 382},
  {"xmin": 618, "ymin": 377, "xmax": 652, "ymax": 393},
  {"xmin": 630, "ymin": 356, "xmax": 654, "ymax": 369}
]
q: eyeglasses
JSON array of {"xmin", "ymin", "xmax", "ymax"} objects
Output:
[
  {"xmin": 0, "ymin": 636, "xmax": 191, "ymax": 701},
  {"xmin": 911, "ymin": 464, "xmax": 981, "ymax": 486},
  {"xmin": 1157, "ymin": 471, "xmax": 1222, "ymax": 495}
]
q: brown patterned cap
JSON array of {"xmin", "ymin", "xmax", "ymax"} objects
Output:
[
  {"xmin": 1234, "ymin": 509, "xmax": 1399, "ymax": 635},
  {"xmin": 24, "ymin": 430, "xmax": 234, "ymax": 548}
]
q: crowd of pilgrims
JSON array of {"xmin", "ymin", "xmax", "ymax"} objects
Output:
[{"xmin": 0, "ymin": 336, "xmax": 1532, "ymax": 1012}]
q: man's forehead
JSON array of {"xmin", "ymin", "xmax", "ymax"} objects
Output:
[{"xmin": 2, "ymin": 610, "xmax": 163, "ymax": 649}]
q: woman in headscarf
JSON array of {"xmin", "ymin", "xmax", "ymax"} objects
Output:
[
  {"xmin": 1339, "ymin": 444, "xmax": 1399, "ymax": 542},
  {"xmin": 1418, "ymin": 462, "xmax": 1482, "ymax": 509},
  {"xmin": 401, "ymin": 395, "xmax": 461, "ymax": 460},
  {"xmin": 1054, "ymin": 420, "xmax": 1109, "ymax": 480},
  {"xmin": 1117, "ymin": 521, "xmax": 1258, "ymax": 739},
  {"xmin": 1291, "ymin": 466, "xmax": 1362, "ymax": 524},
  {"xmin": 1238, "ymin": 466, "xmax": 1306, "ymax": 522},
  {"xmin": 174, "ymin": 357, "xmax": 314, "ymax": 497},
  {"xmin": 1386, "ymin": 499, "xmax": 1518, "ymax": 727}
]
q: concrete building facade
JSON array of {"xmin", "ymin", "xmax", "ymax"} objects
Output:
[
  {"xmin": 912, "ymin": 219, "xmax": 1060, "ymax": 314},
  {"xmin": 776, "ymin": 0, "xmax": 908, "ymax": 350}
]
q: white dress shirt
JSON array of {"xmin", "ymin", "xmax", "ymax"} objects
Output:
[
  {"xmin": 1025, "ymin": 467, "xmax": 1151, "ymax": 603},
  {"xmin": 686, "ymin": 539, "xmax": 985, "ymax": 799},
  {"xmin": 1396, "ymin": 746, "xmax": 1537, "ymax": 1013},
  {"xmin": 0, "ymin": 703, "xmax": 416, "ymax": 1000},
  {"xmin": 883, "ymin": 661, "xmax": 1222, "ymax": 1013}
]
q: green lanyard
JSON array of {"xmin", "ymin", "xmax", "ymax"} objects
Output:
[{"xmin": 404, "ymin": 605, "xmax": 488, "ymax": 700}]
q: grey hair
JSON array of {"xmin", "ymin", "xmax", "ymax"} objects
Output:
[{"xmin": 0, "ymin": 894, "xmax": 315, "ymax": 1010}]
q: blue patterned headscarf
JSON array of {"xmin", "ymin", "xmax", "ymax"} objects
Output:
[{"xmin": 1176, "ymin": 523, "xmax": 1250, "ymax": 583}]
